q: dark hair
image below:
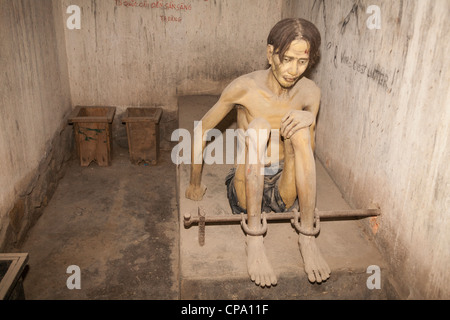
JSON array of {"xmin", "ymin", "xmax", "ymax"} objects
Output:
[{"xmin": 267, "ymin": 18, "xmax": 321, "ymax": 67}]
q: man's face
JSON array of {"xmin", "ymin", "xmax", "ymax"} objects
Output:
[{"xmin": 267, "ymin": 39, "xmax": 310, "ymax": 89}]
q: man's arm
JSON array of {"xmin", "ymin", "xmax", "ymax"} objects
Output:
[
  {"xmin": 305, "ymin": 86, "xmax": 320, "ymax": 153},
  {"xmin": 280, "ymin": 85, "xmax": 320, "ymax": 152},
  {"xmin": 186, "ymin": 78, "xmax": 247, "ymax": 201}
]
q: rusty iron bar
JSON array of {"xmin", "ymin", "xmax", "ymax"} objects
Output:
[
  {"xmin": 198, "ymin": 207, "xmax": 206, "ymax": 246},
  {"xmin": 184, "ymin": 208, "xmax": 381, "ymax": 228}
]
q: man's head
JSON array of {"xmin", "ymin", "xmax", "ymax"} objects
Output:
[{"xmin": 267, "ymin": 18, "xmax": 321, "ymax": 88}]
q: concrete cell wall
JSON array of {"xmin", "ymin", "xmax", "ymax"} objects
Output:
[
  {"xmin": 283, "ymin": 0, "xmax": 449, "ymax": 299},
  {"xmin": 0, "ymin": 0, "xmax": 72, "ymax": 249},
  {"xmin": 61, "ymin": 0, "xmax": 282, "ymax": 113},
  {"xmin": 1, "ymin": 0, "xmax": 447, "ymax": 299}
]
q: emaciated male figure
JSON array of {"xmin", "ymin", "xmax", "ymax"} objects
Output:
[{"xmin": 186, "ymin": 18, "xmax": 331, "ymax": 287}]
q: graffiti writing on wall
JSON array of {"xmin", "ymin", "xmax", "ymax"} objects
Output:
[
  {"xmin": 115, "ymin": 0, "xmax": 192, "ymax": 10},
  {"xmin": 327, "ymin": 41, "xmax": 399, "ymax": 93},
  {"xmin": 115, "ymin": 0, "xmax": 194, "ymax": 23}
]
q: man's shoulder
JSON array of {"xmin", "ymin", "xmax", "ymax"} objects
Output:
[
  {"xmin": 231, "ymin": 70, "xmax": 266, "ymax": 86},
  {"xmin": 220, "ymin": 70, "xmax": 266, "ymax": 103},
  {"xmin": 294, "ymin": 77, "xmax": 321, "ymax": 106},
  {"xmin": 296, "ymin": 76, "xmax": 320, "ymax": 92}
]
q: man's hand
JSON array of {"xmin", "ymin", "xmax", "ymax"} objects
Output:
[
  {"xmin": 281, "ymin": 110, "xmax": 315, "ymax": 139},
  {"xmin": 185, "ymin": 184, "xmax": 207, "ymax": 201}
]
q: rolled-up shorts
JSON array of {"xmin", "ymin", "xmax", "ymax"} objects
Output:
[{"xmin": 225, "ymin": 163, "xmax": 299, "ymax": 214}]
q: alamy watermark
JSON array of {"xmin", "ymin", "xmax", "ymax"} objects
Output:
[
  {"xmin": 65, "ymin": 264, "xmax": 381, "ymax": 291},
  {"xmin": 66, "ymin": 5, "xmax": 81, "ymax": 30},
  {"xmin": 65, "ymin": 3, "xmax": 381, "ymax": 30},
  {"xmin": 366, "ymin": 265, "xmax": 381, "ymax": 290},
  {"xmin": 171, "ymin": 121, "xmax": 280, "ymax": 174},
  {"xmin": 66, "ymin": 265, "xmax": 81, "ymax": 290},
  {"xmin": 366, "ymin": 5, "xmax": 381, "ymax": 30}
]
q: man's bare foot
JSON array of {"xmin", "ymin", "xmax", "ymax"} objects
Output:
[
  {"xmin": 298, "ymin": 234, "xmax": 331, "ymax": 283},
  {"xmin": 246, "ymin": 235, "xmax": 277, "ymax": 287},
  {"xmin": 185, "ymin": 183, "xmax": 207, "ymax": 201}
]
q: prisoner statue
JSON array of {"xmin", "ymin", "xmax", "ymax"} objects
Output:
[{"xmin": 186, "ymin": 18, "xmax": 330, "ymax": 287}]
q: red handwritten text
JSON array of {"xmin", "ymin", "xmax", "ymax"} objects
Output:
[
  {"xmin": 115, "ymin": 0, "xmax": 192, "ymax": 11},
  {"xmin": 160, "ymin": 15, "xmax": 182, "ymax": 22}
]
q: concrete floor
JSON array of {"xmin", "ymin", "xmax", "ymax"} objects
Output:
[
  {"xmin": 178, "ymin": 96, "xmax": 398, "ymax": 300},
  {"xmin": 17, "ymin": 96, "xmax": 398, "ymax": 300},
  {"xmin": 19, "ymin": 147, "xmax": 179, "ymax": 300}
]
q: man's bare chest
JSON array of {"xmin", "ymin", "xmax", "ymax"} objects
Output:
[{"xmin": 237, "ymin": 89, "xmax": 304, "ymax": 129}]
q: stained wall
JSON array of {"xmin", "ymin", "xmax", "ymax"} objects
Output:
[
  {"xmin": 2, "ymin": 0, "xmax": 448, "ymax": 299},
  {"xmin": 0, "ymin": 0, "xmax": 283, "ymax": 250},
  {"xmin": 0, "ymin": 0, "xmax": 72, "ymax": 249},
  {"xmin": 283, "ymin": 0, "xmax": 449, "ymax": 299},
  {"xmin": 60, "ymin": 0, "xmax": 283, "ymax": 145}
]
